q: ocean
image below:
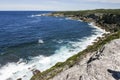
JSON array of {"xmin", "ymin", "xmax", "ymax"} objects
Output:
[{"xmin": 0, "ymin": 11, "xmax": 105, "ymax": 80}]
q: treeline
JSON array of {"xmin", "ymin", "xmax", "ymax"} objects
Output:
[{"xmin": 55, "ymin": 9, "xmax": 120, "ymax": 15}]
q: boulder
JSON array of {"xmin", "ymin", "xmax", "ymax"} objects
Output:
[
  {"xmin": 32, "ymin": 69, "xmax": 41, "ymax": 75},
  {"xmin": 17, "ymin": 78, "xmax": 22, "ymax": 80}
]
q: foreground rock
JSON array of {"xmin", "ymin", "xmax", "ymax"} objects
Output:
[
  {"xmin": 51, "ymin": 39, "xmax": 120, "ymax": 80},
  {"xmin": 32, "ymin": 69, "xmax": 41, "ymax": 76},
  {"xmin": 17, "ymin": 78, "xmax": 22, "ymax": 80}
]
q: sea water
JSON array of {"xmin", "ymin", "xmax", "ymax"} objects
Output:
[{"xmin": 0, "ymin": 11, "xmax": 105, "ymax": 80}]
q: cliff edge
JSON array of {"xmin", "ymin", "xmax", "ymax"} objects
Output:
[
  {"xmin": 31, "ymin": 9, "xmax": 120, "ymax": 80},
  {"xmin": 51, "ymin": 39, "xmax": 120, "ymax": 80}
]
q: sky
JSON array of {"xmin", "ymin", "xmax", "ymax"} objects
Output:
[{"xmin": 0, "ymin": 0, "xmax": 120, "ymax": 11}]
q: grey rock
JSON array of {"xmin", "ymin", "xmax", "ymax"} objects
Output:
[
  {"xmin": 51, "ymin": 39, "xmax": 120, "ymax": 80},
  {"xmin": 32, "ymin": 69, "xmax": 41, "ymax": 76}
]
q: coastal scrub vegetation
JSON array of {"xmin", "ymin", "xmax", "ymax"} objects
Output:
[
  {"xmin": 31, "ymin": 31, "xmax": 120, "ymax": 80},
  {"xmin": 52, "ymin": 9, "xmax": 120, "ymax": 33},
  {"xmin": 54, "ymin": 9, "xmax": 120, "ymax": 16},
  {"xmin": 31, "ymin": 9, "xmax": 120, "ymax": 80}
]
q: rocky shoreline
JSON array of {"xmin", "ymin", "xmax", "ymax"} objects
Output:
[
  {"xmin": 51, "ymin": 38, "xmax": 120, "ymax": 80},
  {"xmin": 31, "ymin": 30, "xmax": 120, "ymax": 80},
  {"xmin": 31, "ymin": 9, "xmax": 120, "ymax": 80},
  {"xmin": 48, "ymin": 9, "xmax": 120, "ymax": 33}
]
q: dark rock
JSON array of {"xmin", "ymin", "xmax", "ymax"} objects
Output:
[
  {"xmin": 66, "ymin": 74, "xmax": 69, "ymax": 79},
  {"xmin": 32, "ymin": 69, "xmax": 41, "ymax": 75},
  {"xmin": 17, "ymin": 78, "xmax": 22, "ymax": 80},
  {"xmin": 79, "ymin": 76, "xmax": 82, "ymax": 80},
  {"xmin": 99, "ymin": 46, "xmax": 105, "ymax": 53},
  {"xmin": 87, "ymin": 46, "xmax": 105, "ymax": 64}
]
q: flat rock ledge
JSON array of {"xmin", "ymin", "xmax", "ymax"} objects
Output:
[{"xmin": 51, "ymin": 39, "xmax": 120, "ymax": 80}]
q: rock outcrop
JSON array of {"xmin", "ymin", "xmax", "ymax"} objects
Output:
[
  {"xmin": 31, "ymin": 9, "xmax": 120, "ymax": 80},
  {"xmin": 32, "ymin": 69, "xmax": 41, "ymax": 76},
  {"xmin": 17, "ymin": 78, "xmax": 22, "ymax": 80},
  {"xmin": 51, "ymin": 39, "xmax": 120, "ymax": 80},
  {"xmin": 50, "ymin": 9, "xmax": 120, "ymax": 33}
]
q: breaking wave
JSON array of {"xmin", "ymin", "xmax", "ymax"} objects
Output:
[
  {"xmin": 29, "ymin": 14, "xmax": 47, "ymax": 18},
  {"xmin": 0, "ymin": 22, "xmax": 107, "ymax": 80},
  {"xmin": 38, "ymin": 39, "xmax": 44, "ymax": 44}
]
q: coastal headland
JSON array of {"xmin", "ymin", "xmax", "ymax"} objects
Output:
[{"xmin": 31, "ymin": 9, "xmax": 120, "ymax": 80}]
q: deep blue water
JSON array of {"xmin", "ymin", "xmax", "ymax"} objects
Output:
[{"xmin": 0, "ymin": 11, "xmax": 95, "ymax": 65}]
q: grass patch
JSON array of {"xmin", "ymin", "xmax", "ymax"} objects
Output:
[{"xmin": 31, "ymin": 31, "xmax": 120, "ymax": 80}]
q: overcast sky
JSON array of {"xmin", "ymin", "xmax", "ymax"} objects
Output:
[{"xmin": 0, "ymin": 0, "xmax": 120, "ymax": 11}]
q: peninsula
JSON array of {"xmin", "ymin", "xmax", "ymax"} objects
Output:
[{"xmin": 31, "ymin": 9, "xmax": 120, "ymax": 80}]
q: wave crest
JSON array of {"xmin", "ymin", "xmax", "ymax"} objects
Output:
[
  {"xmin": 38, "ymin": 39, "xmax": 44, "ymax": 44},
  {"xmin": 0, "ymin": 22, "xmax": 106, "ymax": 80},
  {"xmin": 29, "ymin": 14, "xmax": 46, "ymax": 18}
]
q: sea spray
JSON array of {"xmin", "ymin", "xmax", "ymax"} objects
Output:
[
  {"xmin": 0, "ymin": 25, "xmax": 106, "ymax": 80},
  {"xmin": 0, "ymin": 12, "xmax": 107, "ymax": 80}
]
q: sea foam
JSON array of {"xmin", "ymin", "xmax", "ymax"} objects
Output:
[
  {"xmin": 38, "ymin": 39, "xmax": 44, "ymax": 44},
  {"xmin": 29, "ymin": 14, "xmax": 42, "ymax": 18},
  {"xmin": 0, "ymin": 21, "xmax": 106, "ymax": 80},
  {"xmin": 29, "ymin": 14, "xmax": 46, "ymax": 18}
]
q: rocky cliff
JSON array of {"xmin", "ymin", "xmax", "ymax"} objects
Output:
[
  {"xmin": 51, "ymin": 39, "xmax": 120, "ymax": 80},
  {"xmin": 31, "ymin": 9, "xmax": 120, "ymax": 80},
  {"xmin": 31, "ymin": 31, "xmax": 120, "ymax": 80},
  {"xmin": 50, "ymin": 9, "xmax": 120, "ymax": 33}
]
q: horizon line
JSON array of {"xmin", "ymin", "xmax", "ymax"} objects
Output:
[{"xmin": 0, "ymin": 8, "xmax": 120, "ymax": 11}]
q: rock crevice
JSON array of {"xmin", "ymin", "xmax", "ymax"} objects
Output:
[{"xmin": 51, "ymin": 39, "xmax": 120, "ymax": 80}]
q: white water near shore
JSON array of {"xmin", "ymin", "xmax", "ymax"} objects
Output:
[
  {"xmin": 0, "ymin": 21, "xmax": 107, "ymax": 80},
  {"xmin": 88, "ymin": 22, "xmax": 110, "ymax": 34},
  {"xmin": 29, "ymin": 13, "xmax": 49, "ymax": 18}
]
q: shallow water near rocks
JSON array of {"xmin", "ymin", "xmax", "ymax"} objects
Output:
[{"xmin": 0, "ymin": 11, "xmax": 105, "ymax": 80}]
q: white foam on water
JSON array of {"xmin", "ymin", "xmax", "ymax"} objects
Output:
[
  {"xmin": 29, "ymin": 14, "xmax": 47, "ymax": 18},
  {"xmin": 77, "ymin": 19, "xmax": 83, "ymax": 22},
  {"xmin": 88, "ymin": 22, "xmax": 110, "ymax": 34},
  {"xmin": 38, "ymin": 39, "xmax": 44, "ymax": 44},
  {"xmin": 30, "ymin": 14, "xmax": 42, "ymax": 18},
  {"xmin": 65, "ymin": 17, "xmax": 72, "ymax": 20},
  {"xmin": 0, "ymin": 21, "xmax": 107, "ymax": 80}
]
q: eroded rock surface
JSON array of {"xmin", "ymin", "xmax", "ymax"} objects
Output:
[{"xmin": 51, "ymin": 39, "xmax": 120, "ymax": 80}]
